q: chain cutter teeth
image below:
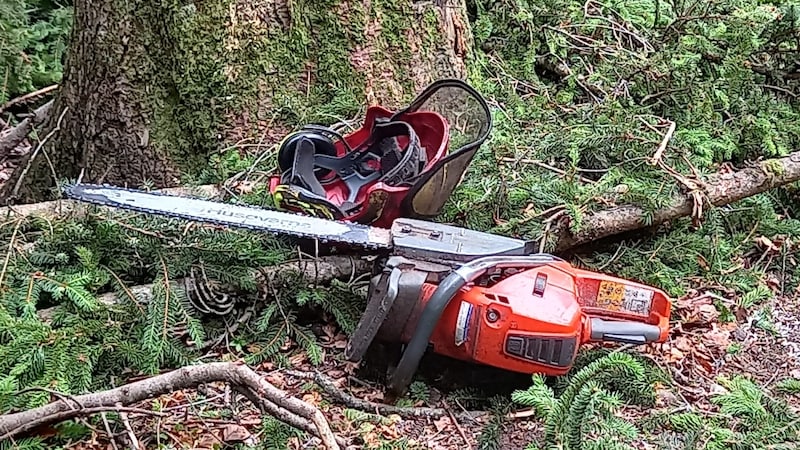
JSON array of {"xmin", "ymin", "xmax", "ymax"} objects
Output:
[{"xmin": 62, "ymin": 183, "xmax": 392, "ymax": 251}]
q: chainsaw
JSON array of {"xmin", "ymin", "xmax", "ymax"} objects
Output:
[
  {"xmin": 64, "ymin": 183, "xmax": 672, "ymax": 397},
  {"xmin": 62, "ymin": 80, "xmax": 671, "ymax": 397}
]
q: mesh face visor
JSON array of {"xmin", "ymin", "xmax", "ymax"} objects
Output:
[{"xmin": 396, "ymin": 79, "xmax": 493, "ymax": 218}]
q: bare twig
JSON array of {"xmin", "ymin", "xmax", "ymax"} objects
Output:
[
  {"xmin": 0, "ymin": 84, "xmax": 58, "ymax": 113},
  {"xmin": 0, "ymin": 218, "xmax": 22, "ymax": 290},
  {"xmin": 443, "ymin": 400, "xmax": 471, "ymax": 446},
  {"xmin": 0, "ymin": 362, "xmax": 341, "ymax": 450},
  {"xmin": 648, "ymin": 119, "xmax": 677, "ymax": 165},
  {"xmin": 500, "ymin": 157, "xmax": 596, "ymax": 184},
  {"xmin": 116, "ymin": 405, "xmax": 142, "ymax": 450},
  {"xmin": 0, "ymin": 100, "xmax": 53, "ymax": 156},
  {"xmin": 283, "ymin": 369, "xmax": 486, "ymax": 421},
  {"xmin": 100, "ymin": 412, "xmax": 120, "ymax": 450}
]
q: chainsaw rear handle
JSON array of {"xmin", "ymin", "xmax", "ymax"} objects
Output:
[
  {"xmin": 386, "ymin": 254, "xmax": 563, "ymax": 397},
  {"xmin": 588, "ymin": 318, "xmax": 662, "ymax": 345}
]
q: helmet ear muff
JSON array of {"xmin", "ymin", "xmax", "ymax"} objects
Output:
[{"xmin": 277, "ymin": 130, "xmax": 339, "ymax": 177}]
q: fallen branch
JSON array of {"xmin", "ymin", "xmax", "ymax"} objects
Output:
[
  {"xmin": 553, "ymin": 151, "xmax": 800, "ymax": 252},
  {"xmin": 0, "ymin": 100, "xmax": 54, "ymax": 156},
  {"xmin": 0, "ymin": 361, "xmax": 342, "ymax": 450},
  {"xmin": 283, "ymin": 370, "xmax": 486, "ymax": 421}
]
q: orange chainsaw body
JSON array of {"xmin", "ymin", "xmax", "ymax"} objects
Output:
[{"xmin": 368, "ymin": 258, "xmax": 671, "ymax": 376}]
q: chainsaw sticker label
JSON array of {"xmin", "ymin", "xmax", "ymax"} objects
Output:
[
  {"xmin": 595, "ymin": 281, "xmax": 653, "ymax": 316},
  {"xmin": 455, "ymin": 301, "xmax": 473, "ymax": 346}
]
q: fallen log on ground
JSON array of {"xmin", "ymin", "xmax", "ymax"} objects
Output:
[
  {"xmin": 549, "ymin": 152, "xmax": 800, "ymax": 251},
  {"xmin": 2, "ymin": 151, "xmax": 798, "ymax": 255},
  {"xmin": 0, "ymin": 361, "xmax": 343, "ymax": 449}
]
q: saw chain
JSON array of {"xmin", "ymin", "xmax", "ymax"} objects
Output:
[{"xmin": 64, "ymin": 183, "xmax": 394, "ymax": 250}]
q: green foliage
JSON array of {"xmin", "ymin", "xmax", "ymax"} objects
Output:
[
  {"xmin": 449, "ymin": 0, "xmax": 800, "ymax": 302},
  {"xmin": 774, "ymin": 377, "xmax": 800, "ymax": 394},
  {"xmin": 248, "ymin": 415, "xmax": 306, "ymax": 450},
  {"xmin": 477, "ymin": 395, "xmax": 515, "ymax": 450},
  {"xmin": 512, "ymin": 352, "xmax": 658, "ymax": 450},
  {"xmin": 0, "ymin": 0, "xmax": 72, "ymax": 103},
  {"xmin": 0, "ymin": 437, "xmax": 47, "ymax": 450},
  {"xmin": 244, "ymin": 273, "xmax": 366, "ymax": 367},
  {"xmin": 645, "ymin": 375, "xmax": 800, "ymax": 449},
  {"xmin": 0, "ymin": 208, "xmax": 364, "ymax": 417}
]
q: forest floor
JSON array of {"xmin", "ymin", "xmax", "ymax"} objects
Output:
[
  {"xmin": 44, "ymin": 243, "xmax": 800, "ymax": 450},
  {"xmin": 2, "ymin": 86, "xmax": 800, "ymax": 450}
]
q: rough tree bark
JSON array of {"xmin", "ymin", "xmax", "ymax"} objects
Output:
[{"xmin": 0, "ymin": 0, "xmax": 473, "ymax": 204}]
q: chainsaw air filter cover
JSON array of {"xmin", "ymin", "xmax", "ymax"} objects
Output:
[{"xmin": 268, "ymin": 79, "xmax": 492, "ymax": 228}]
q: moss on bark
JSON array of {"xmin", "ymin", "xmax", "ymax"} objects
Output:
[{"xmin": 2, "ymin": 0, "xmax": 473, "ymax": 203}]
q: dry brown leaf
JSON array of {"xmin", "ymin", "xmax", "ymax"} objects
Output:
[
  {"xmin": 302, "ymin": 390, "xmax": 322, "ymax": 406},
  {"xmin": 705, "ymin": 325, "xmax": 731, "ymax": 349},
  {"xmin": 322, "ymin": 323, "xmax": 337, "ymax": 339},
  {"xmin": 674, "ymin": 336, "xmax": 694, "ymax": 352},
  {"xmin": 196, "ymin": 429, "xmax": 224, "ymax": 449},
  {"xmin": 379, "ymin": 423, "xmax": 401, "ymax": 439},
  {"xmin": 289, "ymin": 353, "xmax": 308, "ymax": 366},
  {"xmin": 327, "ymin": 369, "xmax": 346, "ymax": 380},
  {"xmin": 265, "ymin": 371, "xmax": 286, "ymax": 386},
  {"xmin": 433, "ymin": 416, "xmax": 450, "ymax": 432},
  {"xmin": 221, "ymin": 424, "xmax": 252, "ymax": 442},
  {"xmin": 333, "ymin": 333, "xmax": 349, "ymax": 349},
  {"xmin": 668, "ymin": 347, "xmax": 685, "ymax": 361},
  {"xmin": 363, "ymin": 427, "xmax": 381, "ymax": 448},
  {"xmin": 655, "ymin": 384, "xmax": 680, "ymax": 407},
  {"xmin": 755, "ymin": 236, "xmax": 780, "ymax": 251},
  {"xmin": 232, "ymin": 180, "xmax": 257, "ymax": 194}
]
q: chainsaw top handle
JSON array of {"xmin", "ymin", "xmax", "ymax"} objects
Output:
[{"xmin": 386, "ymin": 254, "xmax": 563, "ymax": 397}]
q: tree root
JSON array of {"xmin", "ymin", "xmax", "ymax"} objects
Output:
[
  {"xmin": 283, "ymin": 370, "xmax": 487, "ymax": 421},
  {"xmin": 0, "ymin": 362, "xmax": 342, "ymax": 450}
]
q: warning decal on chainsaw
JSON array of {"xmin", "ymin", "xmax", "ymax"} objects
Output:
[
  {"xmin": 594, "ymin": 281, "xmax": 653, "ymax": 316},
  {"xmin": 455, "ymin": 301, "xmax": 473, "ymax": 346}
]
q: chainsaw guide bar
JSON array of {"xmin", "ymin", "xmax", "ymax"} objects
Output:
[
  {"xmin": 64, "ymin": 183, "xmax": 394, "ymax": 250},
  {"xmin": 63, "ymin": 183, "xmax": 536, "ymax": 264}
]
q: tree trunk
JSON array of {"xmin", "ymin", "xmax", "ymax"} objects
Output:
[{"xmin": 1, "ymin": 0, "xmax": 472, "ymax": 204}]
